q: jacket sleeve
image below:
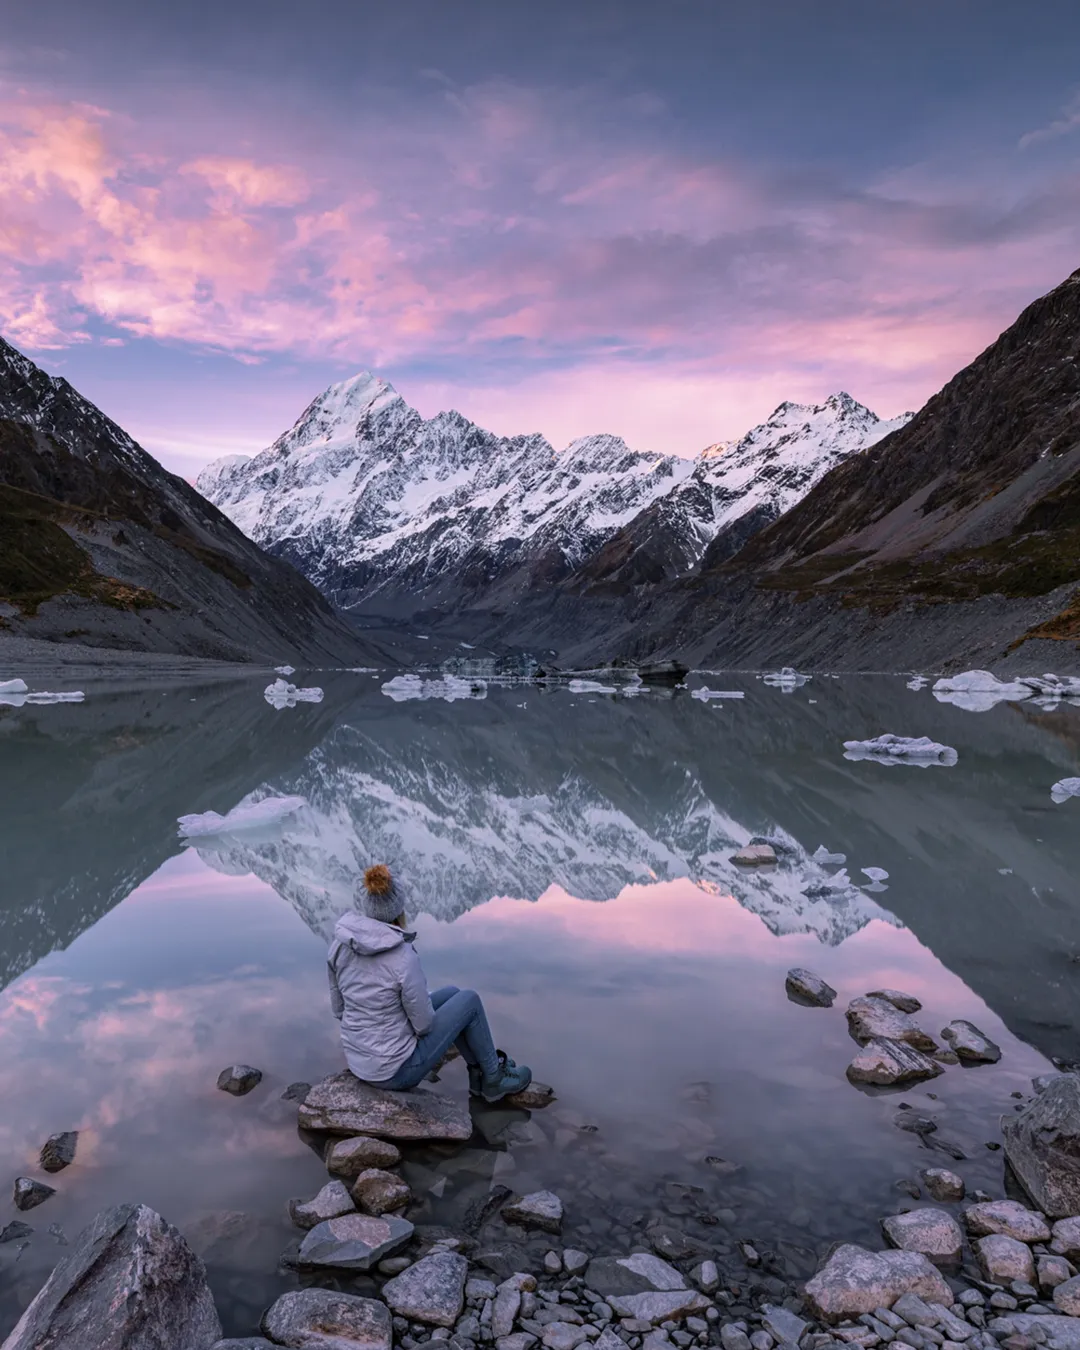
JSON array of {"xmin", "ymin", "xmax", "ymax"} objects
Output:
[
  {"xmin": 327, "ymin": 942, "xmax": 345, "ymax": 1021},
  {"xmin": 399, "ymin": 945, "xmax": 435, "ymax": 1036}
]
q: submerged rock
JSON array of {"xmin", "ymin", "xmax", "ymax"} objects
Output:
[
  {"xmin": 0, "ymin": 1221, "xmax": 34, "ymax": 1243},
  {"xmin": 504, "ymin": 1082, "xmax": 556, "ymax": 1110},
  {"xmin": 287, "ymin": 1180, "xmax": 355, "ymax": 1229},
  {"xmin": 216, "ymin": 1065, "xmax": 262, "ymax": 1096},
  {"xmin": 350, "ymin": 1168, "xmax": 411, "ymax": 1216},
  {"xmin": 280, "ymin": 1081, "xmax": 311, "ymax": 1103},
  {"xmin": 941, "ymin": 1020, "xmax": 1001, "ymax": 1063},
  {"xmin": 846, "ymin": 996, "xmax": 937, "ymax": 1051},
  {"xmin": 13, "ymin": 1178, "xmax": 56, "ymax": 1212},
  {"xmin": 880, "ymin": 1208, "xmax": 963, "ymax": 1265},
  {"xmin": 919, "ymin": 1168, "xmax": 965, "ymax": 1202},
  {"xmin": 868, "ymin": 989, "xmax": 923, "ymax": 1014},
  {"xmin": 381, "ymin": 1251, "xmax": 468, "ymax": 1326},
  {"xmin": 326, "ymin": 1135, "xmax": 403, "ymax": 1176},
  {"xmin": 606, "ymin": 1290, "xmax": 710, "ymax": 1324},
  {"xmin": 1, "ymin": 1203, "xmax": 221, "ymax": 1350},
  {"xmin": 962, "ymin": 1199, "xmax": 1050, "ymax": 1243},
  {"xmin": 262, "ymin": 1288, "xmax": 391, "ymax": 1350},
  {"xmin": 39, "ymin": 1131, "xmax": 78, "ymax": 1174},
  {"xmin": 298, "ymin": 1072, "xmax": 472, "ymax": 1140},
  {"xmin": 502, "ymin": 1191, "xmax": 563, "ymax": 1234},
  {"xmin": 297, "ymin": 1212, "xmax": 413, "ymax": 1270},
  {"xmin": 804, "ymin": 1243, "xmax": 952, "ymax": 1321},
  {"xmin": 1003, "ymin": 1075, "xmax": 1080, "ymax": 1217},
  {"xmin": 614, "ymin": 1252, "xmax": 687, "ymax": 1291},
  {"xmin": 846, "ymin": 1039, "xmax": 944, "ymax": 1086},
  {"xmin": 785, "ymin": 969, "xmax": 837, "ymax": 1008},
  {"xmin": 976, "ymin": 1233, "xmax": 1036, "ymax": 1284}
]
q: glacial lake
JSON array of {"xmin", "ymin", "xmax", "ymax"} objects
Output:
[{"xmin": 2, "ymin": 668, "xmax": 1079, "ymax": 1339}]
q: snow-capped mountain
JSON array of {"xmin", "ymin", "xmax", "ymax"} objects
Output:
[{"xmin": 197, "ymin": 376, "xmax": 911, "ymax": 620}]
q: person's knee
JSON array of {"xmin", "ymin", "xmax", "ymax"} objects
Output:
[{"xmin": 458, "ymin": 988, "xmax": 482, "ymax": 1012}]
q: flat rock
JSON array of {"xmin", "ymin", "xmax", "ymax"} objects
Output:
[
  {"xmin": 1053, "ymin": 1217, "xmax": 1080, "ymax": 1260},
  {"xmin": 262, "ymin": 1288, "xmax": 392, "ymax": 1349},
  {"xmin": 502, "ymin": 1191, "xmax": 563, "ymax": 1234},
  {"xmin": 216, "ymin": 1065, "xmax": 262, "ymax": 1096},
  {"xmin": 761, "ymin": 1306, "xmax": 808, "ymax": 1345},
  {"xmin": 0, "ymin": 1203, "xmax": 221, "ymax": 1350},
  {"xmin": 504, "ymin": 1082, "xmax": 556, "ymax": 1110},
  {"xmin": 1053, "ymin": 1275, "xmax": 1080, "ymax": 1316},
  {"xmin": 988, "ymin": 1315, "xmax": 1080, "ymax": 1350},
  {"xmin": 288, "ymin": 1180, "xmax": 355, "ymax": 1229},
  {"xmin": 786, "ymin": 968, "xmax": 837, "ymax": 1008},
  {"xmin": 40, "ymin": 1131, "xmax": 78, "ymax": 1174},
  {"xmin": 976, "ymin": 1233, "xmax": 1036, "ymax": 1284},
  {"xmin": 616, "ymin": 1253, "xmax": 686, "ymax": 1291},
  {"xmin": 941, "ymin": 1021, "xmax": 1001, "ymax": 1064},
  {"xmin": 350, "ymin": 1168, "xmax": 411, "ymax": 1216},
  {"xmin": 846, "ymin": 997, "xmax": 937, "ymax": 1052},
  {"xmin": 963, "ymin": 1200, "xmax": 1050, "ymax": 1243},
  {"xmin": 382, "ymin": 1251, "xmax": 468, "ymax": 1326},
  {"xmin": 298, "ymin": 1072, "xmax": 472, "ymax": 1140},
  {"xmin": 586, "ymin": 1257, "xmax": 664, "ymax": 1298},
  {"xmin": 492, "ymin": 1283, "xmax": 522, "ymax": 1337},
  {"xmin": 804, "ymin": 1243, "xmax": 953, "ymax": 1322},
  {"xmin": 730, "ymin": 844, "xmax": 776, "ymax": 866},
  {"xmin": 326, "ymin": 1135, "xmax": 403, "ymax": 1176},
  {"xmin": 13, "ymin": 1178, "xmax": 56, "ymax": 1212},
  {"xmin": 868, "ymin": 990, "xmax": 923, "ymax": 1014},
  {"xmin": 920, "ymin": 1169, "xmax": 965, "ymax": 1202},
  {"xmin": 881, "ymin": 1208, "xmax": 963, "ymax": 1265},
  {"xmin": 297, "ymin": 1212, "xmax": 413, "ymax": 1270},
  {"xmin": 847, "ymin": 1039, "xmax": 944, "ymax": 1087},
  {"xmin": 606, "ymin": 1291, "xmax": 710, "ymax": 1324},
  {"xmin": 1004, "ymin": 1078, "xmax": 1080, "ymax": 1219}
]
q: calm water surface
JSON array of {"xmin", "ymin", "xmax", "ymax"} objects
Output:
[{"xmin": 2, "ymin": 670, "xmax": 1080, "ymax": 1338}]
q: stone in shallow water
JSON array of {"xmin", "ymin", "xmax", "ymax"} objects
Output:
[
  {"xmin": 382, "ymin": 1251, "xmax": 468, "ymax": 1326},
  {"xmin": 1, "ymin": 1203, "xmax": 221, "ymax": 1350},
  {"xmin": 287, "ymin": 1179, "xmax": 355, "ymax": 1229},
  {"xmin": 39, "ymin": 1131, "xmax": 78, "ymax": 1174},
  {"xmin": 867, "ymin": 989, "xmax": 923, "ymax": 1014},
  {"xmin": 298, "ymin": 1072, "xmax": 472, "ymax": 1140},
  {"xmin": 0, "ymin": 1221, "xmax": 33, "ymax": 1243},
  {"xmin": 963, "ymin": 1200, "xmax": 1050, "ymax": 1243},
  {"xmin": 216, "ymin": 1064, "xmax": 262, "ymax": 1095},
  {"xmin": 280, "ymin": 1081, "xmax": 311, "ymax": 1103},
  {"xmin": 976, "ymin": 1234, "xmax": 1036, "ymax": 1284},
  {"xmin": 561, "ymin": 1249, "xmax": 588, "ymax": 1276},
  {"xmin": 941, "ymin": 1020, "xmax": 1001, "ymax": 1064},
  {"xmin": 326, "ymin": 1134, "xmax": 403, "ymax": 1176},
  {"xmin": 881, "ymin": 1208, "xmax": 963, "ymax": 1265},
  {"xmin": 846, "ymin": 1039, "xmax": 944, "ymax": 1087},
  {"xmin": 616, "ymin": 1252, "xmax": 686, "ymax": 1291},
  {"xmin": 804, "ymin": 1244, "xmax": 952, "ymax": 1322},
  {"xmin": 501, "ymin": 1191, "xmax": 562, "ymax": 1234},
  {"xmin": 13, "ymin": 1178, "xmax": 55, "ymax": 1211},
  {"xmin": 297, "ymin": 1212, "xmax": 413, "ymax": 1270},
  {"xmin": 504, "ymin": 1082, "xmax": 556, "ymax": 1110},
  {"xmin": 846, "ymin": 997, "xmax": 937, "ymax": 1052},
  {"xmin": 785, "ymin": 969, "xmax": 837, "ymax": 1008},
  {"xmin": 606, "ymin": 1291, "xmax": 710, "ymax": 1324},
  {"xmin": 262, "ymin": 1288, "xmax": 392, "ymax": 1349},
  {"xmin": 586, "ymin": 1257, "xmax": 663, "ymax": 1298},
  {"xmin": 351, "ymin": 1167, "xmax": 411, "ymax": 1216},
  {"xmin": 1003, "ymin": 1077, "xmax": 1080, "ymax": 1219},
  {"xmin": 919, "ymin": 1169, "xmax": 965, "ymax": 1202}
]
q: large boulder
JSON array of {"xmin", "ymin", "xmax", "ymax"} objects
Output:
[
  {"xmin": 804, "ymin": 1243, "xmax": 952, "ymax": 1322},
  {"xmin": 1, "ymin": 1203, "xmax": 221, "ymax": 1349},
  {"xmin": 1003, "ymin": 1076, "xmax": 1080, "ymax": 1218},
  {"xmin": 297, "ymin": 1073, "xmax": 472, "ymax": 1140},
  {"xmin": 261, "ymin": 1288, "xmax": 391, "ymax": 1349}
]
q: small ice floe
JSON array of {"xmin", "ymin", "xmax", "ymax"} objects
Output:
[
  {"xmin": 0, "ymin": 678, "xmax": 85, "ymax": 707},
  {"xmin": 274, "ymin": 665, "xmax": 296, "ymax": 676},
  {"xmin": 263, "ymin": 678, "xmax": 324, "ymax": 708},
  {"xmin": 998, "ymin": 867, "xmax": 1014, "ymax": 875},
  {"xmin": 803, "ymin": 867, "xmax": 853, "ymax": 896},
  {"xmin": 1051, "ymin": 777, "xmax": 1080, "ymax": 804},
  {"xmin": 812, "ymin": 845, "xmax": 847, "ymax": 865},
  {"xmin": 347, "ymin": 667, "xmax": 379, "ymax": 673},
  {"xmin": 763, "ymin": 667, "xmax": 811, "ymax": 691},
  {"xmin": 843, "ymin": 734, "xmax": 958, "ymax": 766},
  {"xmin": 177, "ymin": 795, "xmax": 306, "ymax": 839},
  {"xmin": 381, "ymin": 674, "xmax": 486, "ymax": 702},
  {"xmin": 691, "ymin": 686, "xmax": 745, "ymax": 701},
  {"xmin": 906, "ymin": 675, "xmax": 929, "ymax": 690},
  {"xmin": 861, "ymin": 866, "xmax": 889, "ymax": 882},
  {"xmin": 567, "ymin": 678, "xmax": 617, "ymax": 694}
]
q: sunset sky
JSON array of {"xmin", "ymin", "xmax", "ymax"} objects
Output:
[{"xmin": 2, "ymin": 0, "xmax": 1079, "ymax": 474}]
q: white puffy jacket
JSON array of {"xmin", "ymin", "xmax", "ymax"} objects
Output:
[{"xmin": 327, "ymin": 912, "xmax": 435, "ymax": 1083}]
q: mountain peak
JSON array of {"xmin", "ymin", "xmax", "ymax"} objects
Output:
[{"xmin": 275, "ymin": 371, "xmax": 409, "ymax": 456}]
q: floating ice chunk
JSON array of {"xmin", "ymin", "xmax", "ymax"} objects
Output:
[
  {"xmin": 178, "ymin": 795, "xmax": 307, "ymax": 839},
  {"xmin": 812, "ymin": 845, "xmax": 847, "ymax": 865},
  {"xmin": 0, "ymin": 683, "xmax": 85, "ymax": 707},
  {"xmin": 1051, "ymin": 777, "xmax": 1080, "ymax": 804},
  {"xmin": 906, "ymin": 675, "xmax": 929, "ymax": 690},
  {"xmin": 381, "ymin": 674, "xmax": 486, "ymax": 702},
  {"xmin": 763, "ymin": 667, "xmax": 811, "ymax": 690},
  {"xmin": 0, "ymin": 679, "xmax": 28, "ymax": 694},
  {"xmin": 347, "ymin": 667, "xmax": 379, "ymax": 673},
  {"xmin": 861, "ymin": 867, "xmax": 890, "ymax": 882},
  {"xmin": 843, "ymin": 734, "xmax": 958, "ymax": 766},
  {"xmin": 691, "ymin": 686, "xmax": 745, "ymax": 701},
  {"xmin": 567, "ymin": 678, "xmax": 617, "ymax": 694},
  {"xmin": 998, "ymin": 867, "xmax": 1014, "ymax": 875},
  {"xmin": 803, "ymin": 867, "xmax": 852, "ymax": 896},
  {"xmin": 275, "ymin": 665, "xmax": 296, "ymax": 675},
  {"xmin": 263, "ymin": 678, "xmax": 324, "ymax": 708},
  {"xmin": 932, "ymin": 669, "xmax": 1034, "ymax": 711}
]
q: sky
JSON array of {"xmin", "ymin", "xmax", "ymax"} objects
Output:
[{"xmin": 2, "ymin": 0, "xmax": 1080, "ymax": 476}]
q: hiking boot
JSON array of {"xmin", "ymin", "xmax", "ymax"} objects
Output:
[
  {"xmin": 478, "ymin": 1057, "xmax": 532, "ymax": 1104},
  {"xmin": 469, "ymin": 1051, "xmax": 526, "ymax": 1101}
]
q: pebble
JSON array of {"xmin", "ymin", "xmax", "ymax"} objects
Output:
[
  {"xmin": 545, "ymin": 1253, "xmax": 563, "ymax": 1275},
  {"xmin": 564, "ymin": 1250, "xmax": 590, "ymax": 1276},
  {"xmin": 351, "ymin": 1168, "xmax": 411, "ymax": 1216}
]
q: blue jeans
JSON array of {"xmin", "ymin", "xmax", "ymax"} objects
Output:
[{"xmin": 373, "ymin": 986, "xmax": 499, "ymax": 1091}]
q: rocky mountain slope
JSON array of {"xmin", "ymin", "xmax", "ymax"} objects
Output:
[
  {"xmin": 197, "ymin": 376, "xmax": 907, "ymax": 623},
  {"xmin": 0, "ymin": 337, "xmax": 380, "ymax": 664}
]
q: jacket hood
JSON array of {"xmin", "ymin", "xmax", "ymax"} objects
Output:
[{"xmin": 333, "ymin": 911, "xmax": 409, "ymax": 955}]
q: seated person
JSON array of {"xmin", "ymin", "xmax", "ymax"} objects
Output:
[{"xmin": 327, "ymin": 864, "xmax": 531, "ymax": 1102}]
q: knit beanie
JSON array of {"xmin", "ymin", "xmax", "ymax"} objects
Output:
[{"xmin": 359, "ymin": 864, "xmax": 404, "ymax": 924}]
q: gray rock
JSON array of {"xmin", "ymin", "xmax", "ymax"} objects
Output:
[
  {"xmin": 846, "ymin": 998, "xmax": 937, "ymax": 1052},
  {"xmin": 615, "ymin": 1254, "xmax": 686, "ymax": 1291},
  {"xmin": 288, "ymin": 1180, "xmax": 355, "ymax": 1229},
  {"xmin": 40, "ymin": 1131, "xmax": 78, "ymax": 1174},
  {"xmin": 542, "ymin": 1324, "xmax": 588, "ymax": 1350},
  {"xmin": 721, "ymin": 1329, "xmax": 753, "ymax": 1350},
  {"xmin": 211, "ymin": 1340, "xmax": 277, "ymax": 1349},
  {"xmin": 786, "ymin": 969, "xmax": 837, "ymax": 1008},
  {"xmin": 847, "ymin": 1040, "xmax": 944, "ymax": 1087},
  {"xmin": 606, "ymin": 1292, "xmax": 710, "ymax": 1324},
  {"xmin": 1, "ymin": 1203, "xmax": 221, "ymax": 1350},
  {"xmin": 963, "ymin": 1202, "xmax": 1050, "ymax": 1244},
  {"xmin": 892, "ymin": 1293, "xmax": 940, "ymax": 1326},
  {"xmin": 691, "ymin": 1261, "xmax": 719, "ymax": 1294},
  {"xmin": 383, "ymin": 1252, "xmax": 469, "ymax": 1327},
  {"xmin": 1002, "ymin": 1079, "xmax": 1080, "ymax": 1219},
  {"xmin": 881, "ymin": 1210, "xmax": 963, "ymax": 1266},
  {"xmin": 933, "ymin": 1307, "xmax": 975, "ymax": 1342},
  {"xmin": 730, "ymin": 844, "xmax": 776, "ymax": 866},
  {"xmin": 646, "ymin": 1224, "xmax": 711, "ymax": 1262},
  {"xmin": 298, "ymin": 1072, "xmax": 472, "ymax": 1140},
  {"xmin": 986, "ymin": 1316, "xmax": 1080, "ymax": 1350},
  {"xmin": 805, "ymin": 1245, "xmax": 953, "ymax": 1322},
  {"xmin": 762, "ymin": 1306, "xmax": 808, "ymax": 1343},
  {"xmin": 1054, "ymin": 1276, "xmax": 1080, "ymax": 1316},
  {"xmin": 562, "ymin": 1249, "xmax": 589, "ymax": 1276},
  {"xmin": 13, "ymin": 1178, "xmax": 56, "ymax": 1212},
  {"xmin": 587, "ymin": 1257, "xmax": 660, "ymax": 1298},
  {"xmin": 351, "ymin": 1168, "xmax": 411, "ymax": 1216},
  {"xmin": 1053, "ymin": 1217, "xmax": 1080, "ymax": 1260},
  {"xmin": 326, "ymin": 1135, "xmax": 404, "ymax": 1176},
  {"xmin": 940, "ymin": 1022, "xmax": 1001, "ymax": 1064},
  {"xmin": 297, "ymin": 1212, "xmax": 413, "ymax": 1270},
  {"xmin": 919, "ymin": 1170, "xmax": 965, "ymax": 1203},
  {"xmin": 543, "ymin": 1251, "xmax": 562, "ymax": 1274},
  {"xmin": 1, "ymin": 1221, "xmax": 34, "ymax": 1243},
  {"xmin": 216, "ymin": 1065, "xmax": 262, "ymax": 1096},
  {"xmin": 280, "ymin": 1081, "xmax": 311, "ymax": 1102},
  {"xmin": 504, "ymin": 1083, "xmax": 557, "ymax": 1110},
  {"xmin": 467, "ymin": 1278, "xmax": 499, "ymax": 1302},
  {"xmin": 500, "ymin": 1337, "xmax": 540, "ymax": 1350},
  {"xmin": 976, "ymin": 1235, "xmax": 1036, "ymax": 1284},
  {"xmin": 593, "ymin": 1333, "xmax": 623, "ymax": 1350},
  {"xmin": 1039, "ymin": 1254, "xmax": 1074, "ymax": 1291},
  {"xmin": 749, "ymin": 1334, "xmax": 773, "ymax": 1350},
  {"xmin": 379, "ymin": 1255, "xmax": 413, "ymax": 1275},
  {"xmin": 492, "ymin": 1286, "xmax": 522, "ymax": 1338},
  {"xmin": 262, "ymin": 1288, "xmax": 392, "ymax": 1348},
  {"xmin": 868, "ymin": 990, "xmax": 923, "ymax": 1014},
  {"xmin": 502, "ymin": 1192, "xmax": 563, "ymax": 1234}
]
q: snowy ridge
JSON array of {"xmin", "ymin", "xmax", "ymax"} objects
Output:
[{"xmin": 196, "ymin": 376, "xmax": 910, "ymax": 613}]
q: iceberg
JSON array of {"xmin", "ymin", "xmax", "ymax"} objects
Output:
[
  {"xmin": 274, "ymin": 665, "xmax": 296, "ymax": 676},
  {"xmin": 861, "ymin": 866, "xmax": 889, "ymax": 882},
  {"xmin": 0, "ymin": 679, "xmax": 28, "ymax": 694},
  {"xmin": 812, "ymin": 845, "xmax": 847, "ymax": 865},
  {"xmin": 763, "ymin": 667, "xmax": 811, "ymax": 691},
  {"xmin": 381, "ymin": 674, "xmax": 486, "ymax": 702},
  {"xmin": 843, "ymin": 734, "xmax": 958, "ymax": 766},
  {"xmin": 906, "ymin": 675, "xmax": 929, "ymax": 690},
  {"xmin": 264, "ymin": 678, "xmax": 324, "ymax": 708},
  {"xmin": 0, "ymin": 677, "xmax": 85, "ymax": 707},
  {"xmin": 567, "ymin": 678, "xmax": 617, "ymax": 694},
  {"xmin": 1051, "ymin": 777, "xmax": 1080, "ymax": 804},
  {"xmin": 178, "ymin": 795, "xmax": 307, "ymax": 839},
  {"xmin": 691, "ymin": 686, "xmax": 745, "ymax": 701},
  {"xmin": 930, "ymin": 669, "xmax": 1066, "ymax": 712}
]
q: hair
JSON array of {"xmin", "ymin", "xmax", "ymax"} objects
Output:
[{"xmin": 363, "ymin": 864, "xmax": 393, "ymax": 896}]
